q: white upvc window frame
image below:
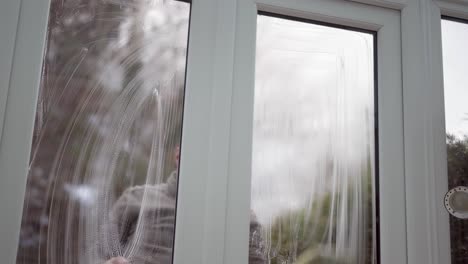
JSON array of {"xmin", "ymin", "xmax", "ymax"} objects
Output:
[
  {"xmin": 0, "ymin": 0, "xmax": 466, "ymax": 264},
  {"xmin": 401, "ymin": 0, "xmax": 452, "ymax": 261},
  {"xmin": 399, "ymin": 1, "xmax": 468, "ymax": 264},
  {"xmin": 223, "ymin": 2, "xmax": 405, "ymax": 264},
  {"xmin": 0, "ymin": 0, "xmax": 52, "ymax": 263}
]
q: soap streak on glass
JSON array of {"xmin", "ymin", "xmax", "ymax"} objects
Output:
[
  {"xmin": 16, "ymin": 0, "xmax": 190, "ymax": 263},
  {"xmin": 251, "ymin": 14, "xmax": 376, "ymax": 264}
]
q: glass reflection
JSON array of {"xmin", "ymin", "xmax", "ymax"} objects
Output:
[
  {"xmin": 442, "ymin": 18, "xmax": 468, "ymax": 264},
  {"xmin": 251, "ymin": 14, "xmax": 376, "ymax": 264},
  {"xmin": 17, "ymin": 1, "xmax": 190, "ymax": 264}
]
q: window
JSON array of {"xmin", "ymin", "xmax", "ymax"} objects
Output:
[
  {"xmin": 16, "ymin": 1, "xmax": 190, "ymax": 263},
  {"xmin": 226, "ymin": 2, "xmax": 404, "ymax": 264},
  {"xmin": 250, "ymin": 13, "xmax": 377, "ymax": 264},
  {"xmin": 442, "ymin": 17, "xmax": 468, "ymax": 264}
]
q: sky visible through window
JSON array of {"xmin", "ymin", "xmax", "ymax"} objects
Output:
[{"xmin": 442, "ymin": 19, "xmax": 468, "ymax": 139}]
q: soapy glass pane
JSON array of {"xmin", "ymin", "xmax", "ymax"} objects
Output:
[
  {"xmin": 251, "ymin": 14, "xmax": 376, "ymax": 264},
  {"xmin": 442, "ymin": 18, "xmax": 468, "ymax": 264},
  {"xmin": 16, "ymin": 1, "xmax": 190, "ymax": 264}
]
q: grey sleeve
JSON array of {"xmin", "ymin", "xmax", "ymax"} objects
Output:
[
  {"xmin": 107, "ymin": 185, "xmax": 176, "ymax": 264},
  {"xmin": 103, "ymin": 187, "xmax": 265, "ymax": 264},
  {"xmin": 127, "ymin": 205, "xmax": 176, "ymax": 264},
  {"xmin": 96, "ymin": 187, "xmax": 139, "ymax": 261}
]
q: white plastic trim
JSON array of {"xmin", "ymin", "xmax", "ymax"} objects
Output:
[
  {"xmin": 399, "ymin": 0, "xmax": 468, "ymax": 263},
  {"xmin": 438, "ymin": 0, "xmax": 468, "ymax": 5},
  {"xmin": 402, "ymin": 0, "xmax": 468, "ymax": 263},
  {"xmin": 173, "ymin": 0, "xmax": 239, "ymax": 264},
  {"xmin": 0, "ymin": 0, "xmax": 51, "ymax": 263},
  {"xmin": 436, "ymin": 0, "xmax": 468, "ymax": 19},
  {"xmin": 171, "ymin": 0, "xmax": 218, "ymax": 263},
  {"xmin": 0, "ymin": 0, "xmax": 22, "ymax": 146},
  {"xmin": 350, "ymin": 0, "xmax": 408, "ymax": 10}
]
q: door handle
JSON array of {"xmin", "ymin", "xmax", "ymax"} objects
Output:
[{"xmin": 445, "ymin": 186, "xmax": 468, "ymax": 219}]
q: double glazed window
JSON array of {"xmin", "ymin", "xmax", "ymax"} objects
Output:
[
  {"xmin": 15, "ymin": 1, "xmax": 397, "ymax": 263},
  {"xmin": 17, "ymin": 1, "xmax": 190, "ymax": 264}
]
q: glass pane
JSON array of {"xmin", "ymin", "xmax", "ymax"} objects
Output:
[
  {"xmin": 442, "ymin": 18, "xmax": 468, "ymax": 264},
  {"xmin": 250, "ymin": 14, "xmax": 376, "ymax": 264},
  {"xmin": 16, "ymin": 1, "xmax": 190, "ymax": 264}
]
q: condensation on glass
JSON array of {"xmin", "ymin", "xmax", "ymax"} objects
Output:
[
  {"xmin": 441, "ymin": 18, "xmax": 468, "ymax": 264},
  {"xmin": 250, "ymin": 14, "xmax": 377, "ymax": 264},
  {"xmin": 16, "ymin": 1, "xmax": 190, "ymax": 264}
]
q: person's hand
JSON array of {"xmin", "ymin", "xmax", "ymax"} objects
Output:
[
  {"xmin": 104, "ymin": 257, "xmax": 129, "ymax": 264},
  {"xmin": 173, "ymin": 145, "xmax": 180, "ymax": 168}
]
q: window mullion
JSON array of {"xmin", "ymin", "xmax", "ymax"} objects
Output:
[{"xmin": 173, "ymin": 0, "xmax": 238, "ymax": 264}]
